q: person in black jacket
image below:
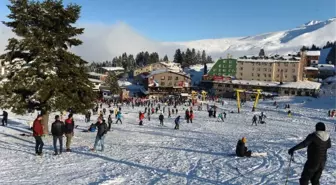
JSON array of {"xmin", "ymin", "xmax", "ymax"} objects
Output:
[
  {"xmin": 1, "ymin": 111, "xmax": 8, "ymax": 126},
  {"xmin": 252, "ymin": 115, "xmax": 258, "ymax": 126},
  {"xmin": 288, "ymin": 122, "xmax": 331, "ymax": 185},
  {"xmin": 91, "ymin": 117, "xmax": 108, "ymax": 152},
  {"xmin": 236, "ymin": 137, "xmax": 252, "ymax": 157},
  {"xmin": 159, "ymin": 113, "xmax": 164, "ymax": 126},
  {"xmin": 51, "ymin": 115, "xmax": 65, "ymax": 155}
]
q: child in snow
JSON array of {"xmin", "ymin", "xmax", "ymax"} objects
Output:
[
  {"xmin": 217, "ymin": 113, "xmax": 224, "ymax": 122},
  {"xmin": 174, "ymin": 116, "xmax": 181, "ymax": 130},
  {"xmin": 189, "ymin": 110, "xmax": 194, "ymax": 123},
  {"xmin": 139, "ymin": 112, "xmax": 145, "ymax": 126},
  {"xmin": 236, "ymin": 137, "xmax": 252, "ymax": 157}
]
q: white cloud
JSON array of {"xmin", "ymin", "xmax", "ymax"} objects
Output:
[{"xmin": 0, "ymin": 22, "xmax": 183, "ymax": 62}]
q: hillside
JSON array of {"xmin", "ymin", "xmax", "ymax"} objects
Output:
[{"xmin": 173, "ymin": 18, "xmax": 336, "ymax": 59}]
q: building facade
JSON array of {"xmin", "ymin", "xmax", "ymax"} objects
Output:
[
  {"xmin": 236, "ymin": 59, "xmax": 302, "ymax": 82},
  {"xmin": 207, "ymin": 59, "xmax": 237, "ymax": 77},
  {"xmin": 145, "ymin": 70, "xmax": 191, "ymax": 97},
  {"xmin": 133, "ymin": 62, "xmax": 182, "ymax": 76},
  {"xmin": 305, "ymin": 51, "xmax": 320, "ymax": 67}
]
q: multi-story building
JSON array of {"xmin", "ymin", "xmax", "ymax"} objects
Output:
[
  {"xmin": 144, "ymin": 69, "xmax": 191, "ymax": 97},
  {"xmin": 236, "ymin": 59, "xmax": 302, "ymax": 82},
  {"xmin": 133, "ymin": 61, "xmax": 181, "ymax": 76},
  {"xmin": 207, "ymin": 59, "xmax": 237, "ymax": 77},
  {"xmin": 305, "ymin": 51, "xmax": 320, "ymax": 67}
]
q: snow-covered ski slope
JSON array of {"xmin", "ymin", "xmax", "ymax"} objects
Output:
[{"xmin": 0, "ymin": 97, "xmax": 335, "ymax": 185}]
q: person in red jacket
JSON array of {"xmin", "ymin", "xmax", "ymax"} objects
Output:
[
  {"xmin": 139, "ymin": 112, "xmax": 145, "ymax": 125},
  {"xmin": 32, "ymin": 114, "xmax": 44, "ymax": 156}
]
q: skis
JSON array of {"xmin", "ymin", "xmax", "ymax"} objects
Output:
[{"xmin": 251, "ymin": 152, "xmax": 267, "ymax": 157}]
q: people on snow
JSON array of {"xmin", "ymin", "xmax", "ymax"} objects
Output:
[
  {"xmin": 159, "ymin": 113, "xmax": 164, "ymax": 126},
  {"xmin": 1, "ymin": 111, "xmax": 8, "ymax": 126},
  {"xmin": 64, "ymin": 114, "xmax": 75, "ymax": 152},
  {"xmin": 32, "ymin": 114, "xmax": 44, "ymax": 156},
  {"xmin": 91, "ymin": 117, "xmax": 108, "ymax": 152},
  {"xmin": 236, "ymin": 137, "xmax": 252, "ymax": 157},
  {"xmin": 51, "ymin": 115, "xmax": 65, "ymax": 155},
  {"xmin": 174, "ymin": 116, "xmax": 180, "ymax": 130},
  {"xmin": 288, "ymin": 122, "xmax": 331, "ymax": 185},
  {"xmin": 115, "ymin": 111, "xmax": 122, "ymax": 124}
]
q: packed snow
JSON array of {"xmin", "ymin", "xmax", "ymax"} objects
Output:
[{"xmin": 0, "ymin": 96, "xmax": 335, "ymax": 185}]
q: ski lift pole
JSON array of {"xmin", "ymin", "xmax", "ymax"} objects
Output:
[{"xmin": 285, "ymin": 155, "xmax": 294, "ymax": 185}]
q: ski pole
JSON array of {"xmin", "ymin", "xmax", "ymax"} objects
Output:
[{"xmin": 285, "ymin": 155, "xmax": 293, "ymax": 185}]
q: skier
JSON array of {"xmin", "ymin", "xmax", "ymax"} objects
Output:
[
  {"xmin": 115, "ymin": 111, "xmax": 122, "ymax": 124},
  {"xmin": 1, "ymin": 110, "xmax": 8, "ymax": 126},
  {"xmin": 288, "ymin": 122, "xmax": 331, "ymax": 185},
  {"xmin": 252, "ymin": 115, "xmax": 258, "ymax": 126},
  {"xmin": 107, "ymin": 114, "xmax": 112, "ymax": 130},
  {"xmin": 139, "ymin": 112, "xmax": 145, "ymax": 126},
  {"xmin": 33, "ymin": 114, "xmax": 44, "ymax": 156},
  {"xmin": 190, "ymin": 110, "xmax": 194, "ymax": 123},
  {"xmin": 236, "ymin": 137, "xmax": 251, "ymax": 157},
  {"xmin": 185, "ymin": 109, "xmax": 190, "ymax": 123},
  {"xmin": 159, "ymin": 113, "xmax": 164, "ymax": 126},
  {"xmin": 172, "ymin": 109, "xmax": 175, "ymax": 114},
  {"xmin": 103, "ymin": 108, "xmax": 106, "ymax": 115},
  {"xmin": 51, "ymin": 115, "xmax": 65, "ymax": 155},
  {"xmin": 64, "ymin": 114, "xmax": 75, "ymax": 152},
  {"xmin": 91, "ymin": 117, "xmax": 108, "ymax": 152},
  {"xmin": 174, "ymin": 116, "xmax": 181, "ymax": 130},
  {"xmin": 223, "ymin": 112, "xmax": 227, "ymax": 119},
  {"xmin": 151, "ymin": 107, "xmax": 155, "ymax": 114}
]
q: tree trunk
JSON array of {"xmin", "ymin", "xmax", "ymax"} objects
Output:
[{"xmin": 42, "ymin": 112, "xmax": 49, "ymax": 135}]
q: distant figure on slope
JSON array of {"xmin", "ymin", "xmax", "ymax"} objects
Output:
[
  {"xmin": 115, "ymin": 111, "xmax": 122, "ymax": 124},
  {"xmin": 189, "ymin": 110, "xmax": 194, "ymax": 123},
  {"xmin": 1, "ymin": 111, "xmax": 8, "ymax": 126},
  {"xmin": 159, "ymin": 113, "xmax": 164, "ymax": 126},
  {"xmin": 252, "ymin": 115, "xmax": 258, "ymax": 126},
  {"xmin": 139, "ymin": 112, "xmax": 145, "ymax": 126},
  {"xmin": 85, "ymin": 111, "xmax": 91, "ymax": 123},
  {"xmin": 236, "ymin": 137, "xmax": 251, "ymax": 157},
  {"xmin": 288, "ymin": 122, "xmax": 331, "ymax": 185},
  {"xmin": 147, "ymin": 111, "xmax": 151, "ymax": 121},
  {"xmin": 185, "ymin": 109, "xmax": 190, "ymax": 123},
  {"xmin": 33, "ymin": 114, "xmax": 44, "ymax": 156},
  {"xmin": 174, "ymin": 116, "xmax": 181, "ymax": 130},
  {"xmin": 107, "ymin": 114, "xmax": 113, "ymax": 130},
  {"xmin": 288, "ymin": 110, "xmax": 292, "ymax": 117}
]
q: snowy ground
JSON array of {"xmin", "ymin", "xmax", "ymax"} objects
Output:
[{"xmin": 0, "ymin": 96, "xmax": 335, "ymax": 185}]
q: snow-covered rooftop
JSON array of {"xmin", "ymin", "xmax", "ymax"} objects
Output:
[
  {"xmin": 304, "ymin": 67, "xmax": 318, "ymax": 71},
  {"xmin": 306, "ymin": 51, "xmax": 320, "ymax": 56},
  {"xmin": 146, "ymin": 69, "xmax": 190, "ymax": 78},
  {"xmin": 211, "ymin": 80, "xmax": 321, "ymax": 90},
  {"xmin": 237, "ymin": 59, "xmax": 299, "ymax": 63},
  {"xmin": 88, "ymin": 72, "xmax": 104, "ymax": 77},
  {"xmin": 88, "ymin": 78, "xmax": 103, "ymax": 83},
  {"xmin": 101, "ymin": 67, "xmax": 124, "ymax": 71},
  {"xmin": 318, "ymin": 64, "xmax": 335, "ymax": 71}
]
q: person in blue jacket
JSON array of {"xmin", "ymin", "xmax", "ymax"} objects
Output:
[{"xmin": 174, "ymin": 116, "xmax": 180, "ymax": 130}]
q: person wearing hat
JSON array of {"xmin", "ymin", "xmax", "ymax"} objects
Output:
[
  {"xmin": 236, "ymin": 137, "xmax": 252, "ymax": 157},
  {"xmin": 64, "ymin": 113, "xmax": 75, "ymax": 152},
  {"xmin": 288, "ymin": 122, "xmax": 331, "ymax": 185},
  {"xmin": 32, "ymin": 114, "xmax": 44, "ymax": 156},
  {"xmin": 51, "ymin": 115, "xmax": 65, "ymax": 155}
]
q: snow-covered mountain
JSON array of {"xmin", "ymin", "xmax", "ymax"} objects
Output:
[{"xmin": 172, "ymin": 18, "xmax": 336, "ymax": 59}]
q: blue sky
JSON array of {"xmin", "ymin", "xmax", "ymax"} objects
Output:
[{"xmin": 0, "ymin": 0, "xmax": 335, "ymax": 41}]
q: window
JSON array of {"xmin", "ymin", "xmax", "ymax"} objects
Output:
[
  {"xmin": 264, "ymin": 74, "xmax": 267, "ymax": 77},
  {"xmin": 269, "ymin": 63, "xmax": 272, "ymax": 66},
  {"xmin": 175, "ymin": 76, "xmax": 179, "ymax": 80},
  {"xmin": 257, "ymin": 74, "xmax": 260, "ymax": 77},
  {"xmin": 161, "ymin": 82, "xmax": 165, "ymax": 86},
  {"xmin": 252, "ymin": 67, "xmax": 254, "ymax": 71},
  {"xmin": 257, "ymin": 68, "xmax": 260, "ymax": 71},
  {"xmin": 252, "ymin": 63, "xmax": 254, "ymax": 66},
  {"xmin": 284, "ymin": 63, "xmax": 288, "ymax": 67},
  {"xmin": 240, "ymin": 73, "xmax": 243, "ymax": 76},
  {"xmin": 264, "ymin": 68, "xmax": 267, "ymax": 72},
  {"xmin": 285, "ymin": 75, "xmax": 287, "ymax": 78},
  {"xmin": 252, "ymin": 73, "xmax": 254, "ymax": 76},
  {"xmin": 161, "ymin": 76, "xmax": 165, "ymax": 80},
  {"xmin": 240, "ymin": 67, "xmax": 243, "ymax": 70},
  {"xmin": 291, "ymin": 91, "xmax": 296, "ymax": 95},
  {"xmin": 168, "ymin": 76, "xmax": 172, "ymax": 80},
  {"xmin": 285, "ymin": 69, "xmax": 288, "ymax": 72},
  {"xmin": 268, "ymin": 74, "xmax": 271, "ymax": 78},
  {"xmin": 168, "ymin": 82, "xmax": 172, "ymax": 86},
  {"xmin": 219, "ymin": 64, "xmax": 221, "ymax": 67},
  {"xmin": 292, "ymin": 69, "xmax": 295, "ymax": 73},
  {"xmin": 277, "ymin": 75, "xmax": 280, "ymax": 78},
  {"xmin": 277, "ymin": 69, "xmax": 280, "ymax": 72},
  {"xmin": 269, "ymin": 69, "xmax": 272, "ymax": 72},
  {"xmin": 292, "ymin": 63, "xmax": 296, "ymax": 67}
]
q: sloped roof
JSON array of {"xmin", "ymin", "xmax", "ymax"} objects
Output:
[
  {"xmin": 101, "ymin": 67, "xmax": 124, "ymax": 71},
  {"xmin": 306, "ymin": 51, "xmax": 320, "ymax": 56},
  {"xmin": 146, "ymin": 69, "xmax": 190, "ymax": 79}
]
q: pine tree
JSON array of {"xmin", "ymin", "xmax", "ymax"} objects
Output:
[
  {"xmin": 259, "ymin": 49, "xmax": 265, "ymax": 57},
  {"xmin": 127, "ymin": 54, "xmax": 135, "ymax": 70},
  {"xmin": 163, "ymin": 55, "xmax": 169, "ymax": 61},
  {"xmin": 0, "ymin": 0, "xmax": 95, "ymax": 133},
  {"xmin": 201, "ymin": 50, "xmax": 207, "ymax": 64},
  {"xmin": 191, "ymin": 48, "xmax": 196, "ymax": 65},
  {"xmin": 196, "ymin": 51, "xmax": 202, "ymax": 64},
  {"xmin": 105, "ymin": 73, "xmax": 121, "ymax": 95},
  {"xmin": 135, "ymin": 52, "xmax": 144, "ymax": 67},
  {"xmin": 206, "ymin": 56, "xmax": 213, "ymax": 63},
  {"xmin": 121, "ymin": 52, "xmax": 128, "ymax": 71},
  {"xmin": 173, "ymin": 49, "xmax": 183, "ymax": 65},
  {"xmin": 144, "ymin": 51, "xmax": 150, "ymax": 66},
  {"xmin": 184, "ymin": 48, "xmax": 193, "ymax": 68},
  {"xmin": 148, "ymin": 52, "xmax": 159, "ymax": 64}
]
